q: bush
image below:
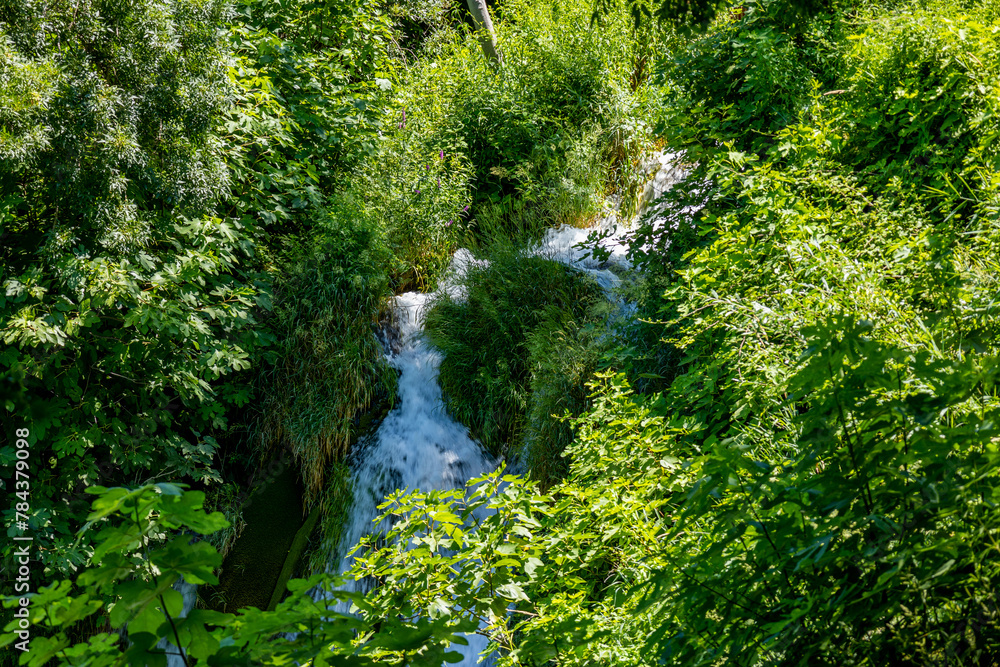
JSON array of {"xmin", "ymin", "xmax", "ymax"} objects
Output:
[
  {"xmin": 458, "ymin": 0, "xmax": 649, "ymax": 209},
  {"xmin": 350, "ymin": 127, "xmax": 473, "ymax": 291},
  {"xmin": 655, "ymin": 0, "xmax": 823, "ymax": 159},
  {"xmin": 224, "ymin": 0, "xmax": 397, "ymax": 231},
  {"xmin": 371, "ymin": 0, "xmax": 656, "ymax": 250},
  {"xmin": 0, "ymin": 485, "xmax": 467, "ymax": 667},
  {"xmin": 835, "ymin": 0, "xmax": 1000, "ymax": 191},
  {"xmin": 0, "ymin": 214, "xmax": 264, "ymax": 575}
]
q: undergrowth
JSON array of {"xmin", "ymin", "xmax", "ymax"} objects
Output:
[
  {"xmin": 255, "ymin": 202, "xmax": 397, "ymax": 506},
  {"xmin": 347, "ymin": 1, "xmax": 1000, "ymax": 665},
  {"xmin": 21, "ymin": 0, "xmax": 1000, "ymax": 665}
]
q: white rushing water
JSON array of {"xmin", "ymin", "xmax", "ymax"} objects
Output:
[
  {"xmin": 314, "ymin": 289, "xmax": 497, "ymax": 662},
  {"xmin": 311, "ymin": 151, "xmax": 687, "ymax": 665}
]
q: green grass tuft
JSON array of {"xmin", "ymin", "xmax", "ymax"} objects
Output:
[
  {"xmin": 254, "ymin": 199, "xmax": 397, "ymax": 506},
  {"xmin": 424, "ymin": 242, "xmax": 604, "ymax": 460}
]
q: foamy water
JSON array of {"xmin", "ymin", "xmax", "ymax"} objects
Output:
[
  {"xmin": 308, "ymin": 151, "xmax": 686, "ymax": 665},
  {"xmin": 310, "ymin": 289, "xmax": 496, "ymax": 661}
]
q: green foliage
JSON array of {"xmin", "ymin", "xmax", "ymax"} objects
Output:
[
  {"xmin": 383, "ymin": 0, "xmax": 462, "ymax": 59},
  {"xmin": 0, "ymin": 0, "xmax": 233, "ymax": 251},
  {"xmin": 836, "ymin": 1, "xmax": 1000, "ymax": 190},
  {"xmin": 349, "ymin": 376, "xmax": 679, "ymax": 667},
  {"xmin": 379, "ymin": 0, "xmax": 657, "ymax": 243},
  {"xmin": 0, "ymin": 0, "xmax": 267, "ymax": 578},
  {"xmin": 522, "ymin": 314, "xmax": 606, "ymax": 487},
  {"xmin": 348, "ymin": 2, "xmax": 1000, "ymax": 666},
  {"xmin": 223, "ymin": 0, "xmax": 397, "ymax": 230},
  {"xmin": 461, "ymin": 0, "xmax": 647, "ymax": 209},
  {"xmin": 467, "ymin": 195, "xmax": 553, "ymax": 247},
  {"xmin": 0, "ymin": 36, "xmax": 58, "ymax": 169},
  {"xmin": 2, "ymin": 484, "xmax": 228, "ymax": 667},
  {"xmin": 638, "ymin": 323, "xmax": 1000, "ymax": 665},
  {"xmin": 310, "ymin": 0, "xmax": 662, "ymax": 293},
  {"xmin": 593, "ymin": 0, "xmax": 836, "ymax": 31},
  {"xmin": 1, "ymin": 485, "xmax": 472, "ymax": 666},
  {"xmin": 13, "ymin": 0, "xmax": 1000, "ymax": 665},
  {"xmin": 202, "ymin": 482, "xmax": 247, "ymax": 560},
  {"xmin": 349, "ymin": 128, "xmax": 473, "ymax": 290},
  {"xmin": 623, "ymin": 1, "xmax": 1000, "ymax": 661},
  {"xmin": 653, "ymin": 0, "xmax": 832, "ymax": 160},
  {"xmin": 255, "ymin": 202, "xmax": 397, "ymax": 504},
  {"xmin": 424, "ymin": 244, "xmax": 604, "ymax": 457},
  {"xmin": 0, "ymin": 213, "xmax": 265, "ymax": 573},
  {"xmin": 349, "ymin": 322, "xmax": 1000, "ymax": 665}
]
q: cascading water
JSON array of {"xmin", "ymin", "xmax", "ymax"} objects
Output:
[
  {"xmin": 314, "ymin": 289, "xmax": 497, "ymax": 662},
  {"xmin": 311, "ymin": 151, "xmax": 686, "ymax": 666}
]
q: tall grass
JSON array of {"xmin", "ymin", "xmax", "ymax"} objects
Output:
[
  {"xmin": 523, "ymin": 313, "xmax": 607, "ymax": 487},
  {"xmin": 254, "ymin": 200, "xmax": 397, "ymax": 506}
]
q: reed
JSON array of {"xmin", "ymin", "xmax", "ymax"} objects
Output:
[{"xmin": 254, "ymin": 202, "xmax": 397, "ymax": 507}]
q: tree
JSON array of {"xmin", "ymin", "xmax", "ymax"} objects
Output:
[
  {"xmin": 466, "ymin": 0, "xmax": 502, "ymax": 64},
  {"xmin": 0, "ymin": 0, "xmax": 264, "ymax": 576}
]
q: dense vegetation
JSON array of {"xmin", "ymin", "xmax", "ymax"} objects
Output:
[{"xmin": 3, "ymin": 0, "xmax": 1000, "ymax": 665}]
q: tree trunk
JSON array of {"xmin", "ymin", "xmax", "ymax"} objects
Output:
[{"xmin": 465, "ymin": 0, "xmax": 501, "ymax": 65}]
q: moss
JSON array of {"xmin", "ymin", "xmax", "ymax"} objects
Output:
[{"xmin": 204, "ymin": 460, "xmax": 304, "ymax": 612}]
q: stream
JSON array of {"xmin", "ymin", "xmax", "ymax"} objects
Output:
[
  {"xmin": 162, "ymin": 152, "xmax": 684, "ymax": 667},
  {"xmin": 309, "ymin": 151, "xmax": 684, "ymax": 665}
]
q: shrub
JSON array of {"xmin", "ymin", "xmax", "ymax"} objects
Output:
[
  {"xmin": 457, "ymin": 0, "xmax": 647, "ymax": 208},
  {"xmin": 0, "ymin": 215, "xmax": 264, "ymax": 575},
  {"xmin": 0, "ymin": 485, "xmax": 466, "ymax": 666},
  {"xmin": 835, "ymin": 0, "xmax": 1000, "ymax": 191},
  {"xmin": 350, "ymin": 129, "xmax": 473, "ymax": 291},
  {"xmin": 224, "ymin": 0, "xmax": 397, "ymax": 231},
  {"xmin": 374, "ymin": 0, "xmax": 655, "ymax": 247},
  {"xmin": 655, "ymin": 0, "xmax": 834, "ymax": 159}
]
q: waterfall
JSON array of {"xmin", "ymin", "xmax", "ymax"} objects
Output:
[
  {"xmin": 313, "ymin": 289, "xmax": 498, "ymax": 662},
  {"xmin": 310, "ymin": 151, "xmax": 686, "ymax": 665}
]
